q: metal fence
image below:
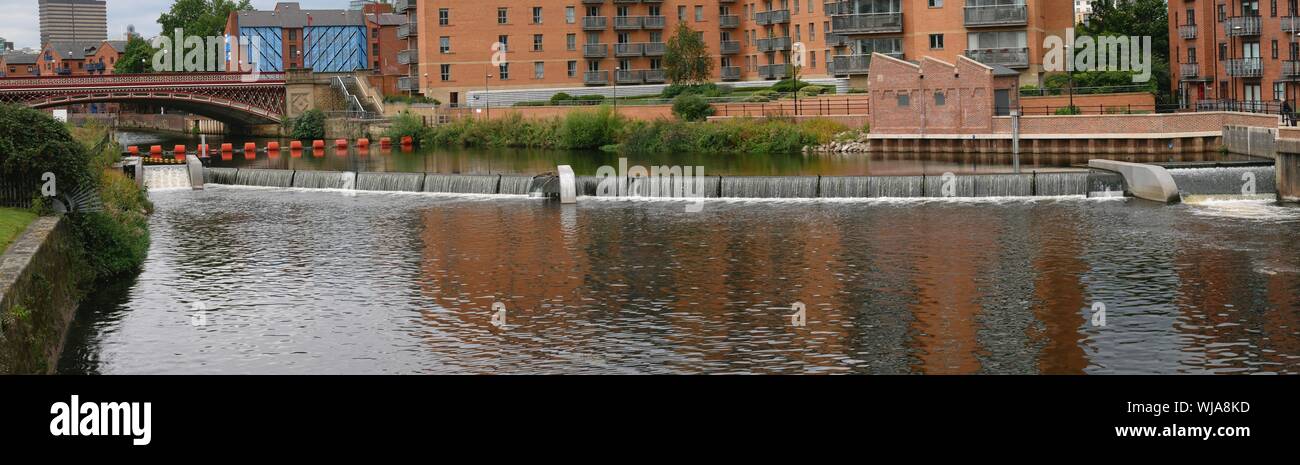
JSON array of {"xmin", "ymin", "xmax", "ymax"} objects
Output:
[
  {"xmin": 0, "ymin": 178, "xmax": 37, "ymax": 209},
  {"xmin": 1019, "ymin": 85, "xmax": 1153, "ymax": 97},
  {"xmin": 714, "ymin": 97, "xmax": 870, "ymax": 117}
]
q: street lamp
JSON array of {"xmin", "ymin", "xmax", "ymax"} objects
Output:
[
  {"xmin": 613, "ymin": 66, "xmax": 620, "ymax": 114},
  {"xmin": 485, "ymin": 72, "xmax": 492, "ymax": 119}
]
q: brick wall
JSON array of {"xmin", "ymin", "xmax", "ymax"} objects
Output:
[
  {"xmin": 1019, "ymin": 92, "xmax": 1157, "ymax": 115},
  {"xmin": 990, "ymin": 111, "xmax": 1281, "ymax": 135}
]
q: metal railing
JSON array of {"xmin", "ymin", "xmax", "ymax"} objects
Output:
[
  {"xmin": 395, "ymin": 0, "xmax": 414, "ymax": 12},
  {"xmin": 644, "ymin": 69, "xmax": 665, "ymax": 83},
  {"xmin": 584, "ymin": 43, "xmax": 609, "ymax": 58},
  {"xmin": 614, "ymin": 16, "xmax": 643, "ymax": 29},
  {"xmin": 398, "ymin": 19, "xmax": 418, "ymax": 39},
  {"xmin": 397, "ymin": 76, "xmax": 418, "ymax": 91},
  {"xmin": 584, "ymin": 70, "xmax": 610, "ymax": 85},
  {"xmin": 713, "ymin": 96, "xmax": 871, "ymax": 117},
  {"xmin": 1195, "ymin": 99, "xmax": 1284, "ymax": 115},
  {"xmin": 1286, "ymin": 60, "xmax": 1300, "ymax": 77},
  {"xmin": 1180, "ymin": 62, "xmax": 1200, "ymax": 78},
  {"xmin": 826, "ymin": 34, "xmax": 850, "ymax": 47},
  {"xmin": 1224, "ymin": 16, "xmax": 1262, "ymax": 36},
  {"xmin": 398, "ymin": 49, "xmax": 418, "ymax": 65},
  {"xmin": 1178, "ymin": 24, "xmax": 1197, "ymax": 39},
  {"xmin": 720, "ymin": 40, "xmax": 741, "ymax": 54},
  {"xmin": 1018, "ymin": 84, "xmax": 1153, "ymax": 96},
  {"xmin": 616, "ymin": 69, "xmax": 644, "ymax": 84},
  {"xmin": 965, "ymin": 47, "xmax": 1029, "ymax": 68},
  {"xmin": 583, "ymin": 16, "xmax": 608, "ymax": 30},
  {"xmin": 721, "ymin": 66, "xmax": 741, "ymax": 81},
  {"xmin": 758, "ymin": 64, "xmax": 789, "ymax": 79},
  {"xmin": 832, "ymin": 54, "xmax": 874, "ymax": 75},
  {"xmin": 755, "ymin": 9, "xmax": 791, "ymax": 25},
  {"xmin": 643, "ymin": 16, "xmax": 666, "ymax": 29},
  {"xmin": 963, "ymin": 4, "xmax": 1028, "ymax": 27},
  {"xmin": 615, "ymin": 43, "xmax": 644, "ymax": 57},
  {"xmin": 757, "ymin": 36, "xmax": 792, "ymax": 52},
  {"xmin": 1225, "ymin": 57, "xmax": 1262, "ymax": 77},
  {"xmin": 720, "ymin": 15, "xmax": 740, "ymax": 28},
  {"xmin": 1284, "ymin": 16, "xmax": 1300, "ymax": 32},
  {"xmin": 831, "ymin": 13, "xmax": 903, "ymax": 34},
  {"xmin": 644, "ymin": 42, "xmax": 666, "ymax": 56}
]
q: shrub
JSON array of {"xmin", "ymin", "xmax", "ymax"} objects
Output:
[
  {"xmin": 549, "ymin": 92, "xmax": 574, "ymax": 104},
  {"xmin": 513, "ymin": 101, "xmax": 550, "ymax": 107},
  {"xmin": 1055, "ymin": 105, "xmax": 1081, "ymax": 115},
  {"xmin": 287, "ymin": 108, "xmax": 325, "ymax": 140},
  {"xmin": 559, "ymin": 105, "xmax": 626, "ymax": 149},
  {"xmin": 772, "ymin": 78, "xmax": 811, "ymax": 93},
  {"xmin": 382, "ymin": 95, "xmax": 440, "ymax": 105},
  {"xmin": 0, "ymin": 104, "xmax": 96, "ymax": 201},
  {"xmin": 672, "ymin": 94, "xmax": 715, "ymax": 122},
  {"xmin": 663, "ymin": 83, "xmax": 722, "ymax": 98},
  {"xmin": 385, "ymin": 110, "xmax": 431, "ymax": 144},
  {"xmin": 846, "ymin": 88, "xmax": 868, "ymax": 94}
]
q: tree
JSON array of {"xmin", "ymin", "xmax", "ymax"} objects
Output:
[
  {"xmin": 1078, "ymin": 0, "xmax": 1171, "ymax": 101},
  {"xmin": 158, "ymin": 0, "xmax": 253, "ymax": 40},
  {"xmin": 664, "ymin": 23, "xmax": 713, "ymax": 85},
  {"xmin": 672, "ymin": 94, "xmax": 715, "ymax": 122},
  {"xmin": 113, "ymin": 36, "xmax": 158, "ymax": 74},
  {"xmin": 287, "ymin": 109, "xmax": 325, "ymax": 140}
]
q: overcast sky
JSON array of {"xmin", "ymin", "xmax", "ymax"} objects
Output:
[{"xmin": 0, "ymin": 0, "xmax": 349, "ymax": 50}]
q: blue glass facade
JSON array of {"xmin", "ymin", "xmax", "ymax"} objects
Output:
[
  {"xmin": 303, "ymin": 26, "xmax": 367, "ymax": 73},
  {"xmin": 239, "ymin": 27, "xmax": 283, "ymax": 73}
]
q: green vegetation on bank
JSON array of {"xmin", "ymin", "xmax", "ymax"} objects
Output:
[
  {"xmin": 286, "ymin": 108, "xmax": 326, "ymax": 140},
  {"xmin": 388, "ymin": 105, "xmax": 848, "ymax": 154},
  {"xmin": 0, "ymin": 104, "xmax": 153, "ymax": 280},
  {"xmin": 0, "ymin": 207, "xmax": 36, "ymax": 253}
]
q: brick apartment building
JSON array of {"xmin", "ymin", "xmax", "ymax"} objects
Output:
[
  {"xmin": 1171, "ymin": 0, "xmax": 1300, "ymax": 110},
  {"xmin": 1, "ymin": 52, "xmax": 40, "ymax": 77},
  {"xmin": 396, "ymin": 0, "xmax": 1068, "ymax": 106},
  {"xmin": 37, "ymin": 39, "xmax": 122, "ymax": 76}
]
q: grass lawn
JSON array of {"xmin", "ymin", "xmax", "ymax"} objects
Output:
[{"xmin": 0, "ymin": 207, "xmax": 38, "ymax": 254}]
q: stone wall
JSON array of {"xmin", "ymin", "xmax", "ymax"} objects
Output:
[{"xmin": 0, "ymin": 217, "xmax": 86, "ymax": 374}]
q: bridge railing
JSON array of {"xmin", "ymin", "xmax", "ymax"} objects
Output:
[{"xmin": 0, "ymin": 72, "xmax": 287, "ymax": 88}]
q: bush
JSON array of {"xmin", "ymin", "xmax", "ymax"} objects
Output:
[
  {"xmin": 382, "ymin": 95, "xmax": 440, "ymax": 105},
  {"xmin": 672, "ymin": 94, "xmax": 715, "ymax": 122},
  {"xmin": 513, "ymin": 101, "xmax": 550, "ymax": 107},
  {"xmin": 1055, "ymin": 105, "xmax": 1081, "ymax": 115},
  {"xmin": 549, "ymin": 92, "xmax": 574, "ymax": 104},
  {"xmin": 385, "ymin": 110, "xmax": 431, "ymax": 144},
  {"xmin": 663, "ymin": 83, "xmax": 723, "ymax": 98},
  {"xmin": 772, "ymin": 78, "xmax": 811, "ymax": 93},
  {"xmin": 287, "ymin": 108, "xmax": 325, "ymax": 140},
  {"xmin": 559, "ymin": 105, "xmax": 626, "ymax": 149},
  {"xmin": 0, "ymin": 104, "xmax": 96, "ymax": 201},
  {"xmin": 620, "ymin": 117, "xmax": 840, "ymax": 155}
]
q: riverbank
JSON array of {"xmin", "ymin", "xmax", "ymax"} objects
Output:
[
  {"xmin": 389, "ymin": 106, "xmax": 852, "ymax": 154},
  {"xmin": 0, "ymin": 217, "xmax": 86, "ymax": 373}
]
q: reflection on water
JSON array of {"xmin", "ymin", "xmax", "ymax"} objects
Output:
[
  {"xmin": 116, "ymin": 130, "xmax": 1253, "ymax": 177},
  {"xmin": 60, "ymin": 187, "xmax": 1300, "ymax": 374}
]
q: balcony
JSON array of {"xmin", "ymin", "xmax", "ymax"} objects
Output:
[
  {"xmin": 965, "ymin": 47, "xmax": 1029, "ymax": 68},
  {"xmin": 395, "ymin": 0, "xmax": 414, "ymax": 12},
  {"xmin": 397, "ymin": 20, "xmax": 417, "ymax": 39},
  {"xmin": 585, "ymin": 70, "xmax": 610, "ymax": 85},
  {"xmin": 719, "ymin": 15, "xmax": 740, "ymax": 29},
  {"xmin": 644, "ymin": 69, "xmax": 665, "ymax": 83},
  {"xmin": 1179, "ymin": 62, "xmax": 1199, "ymax": 79},
  {"xmin": 824, "ymin": 1, "xmax": 848, "ymax": 15},
  {"xmin": 615, "ymin": 43, "xmax": 644, "ymax": 57},
  {"xmin": 720, "ymin": 40, "xmax": 741, "ymax": 54},
  {"xmin": 644, "ymin": 42, "xmax": 666, "ymax": 56},
  {"xmin": 584, "ymin": 43, "xmax": 609, "ymax": 58},
  {"xmin": 758, "ymin": 64, "xmax": 789, "ymax": 79},
  {"xmin": 1284, "ymin": 16, "xmax": 1300, "ymax": 32},
  {"xmin": 826, "ymin": 34, "xmax": 850, "ymax": 47},
  {"xmin": 963, "ymin": 4, "xmax": 1028, "ymax": 27},
  {"xmin": 721, "ymin": 66, "xmax": 741, "ymax": 81},
  {"xmin": 1284, "ymin": 60, "xmax": 1300, "ymax": 78},
  {"xmin": 643, "ymin": 16, "xmax": 666, "ymax": 29},
  {"xmin": 583, "ymin": 16, "xmax": 608, "ymax": 30},
  {"xmin": 832, "ymin": 54, "xmax": 878, "ymax": 75},
  {"xmin": 397, "ymin": 76, "xmax": 418, "ymax": 91},
  {"xmin": 755, "ymin": 9, "xmax": 791, "ymax": 25},
  {"xmin": 1225, "ymin": 57, "xmax": 1262, "ymax": 77},
  {"xmin": 397, "ymin": 49, "xmax": 418, "ymax": 65},
  {"xmin": 757, "ymin": 36, "xmax": 792, "ymax": 52},
  {"xmin": 1224, "ymin": 16, "xmax": 1261, "ymax": 36},
  {"xmin": 615, "ymin": 16, "xmax": 643, "ymax": 29},
  {"xmin": 831, "ymin": 13, "xmax": 903, "ymax": 34},
  {"xmin": 582, "ymin": 0, "xmax": 605, "ymax": 3},
  {"xmin": 1178, "ymin": 24, "xmax": 1196, "ymax": 39},
  {"xmin": 616, "ymin": 69, "xmax": 644, "ymax": 84}
]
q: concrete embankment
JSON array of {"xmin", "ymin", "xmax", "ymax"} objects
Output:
[
  {"xmin": 1088, "ymin": 160, "xmax": 1181, "ymax": 203},
  {"xmin": 0, "ymin": 217, "xmax": 86, "ymax": 374},
  {"xmin": 1274, "ymin": 139, "xmax": 1300, "ymax": 203}
]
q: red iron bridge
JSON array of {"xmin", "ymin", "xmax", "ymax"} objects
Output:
[{"xmin": 0, "ymin": 72, "xmax": 287, "ymax": 125}]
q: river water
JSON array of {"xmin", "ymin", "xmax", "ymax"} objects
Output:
[{"xmin": 59, "ymin": 184, "xmax": 1300, "ymax": 374}]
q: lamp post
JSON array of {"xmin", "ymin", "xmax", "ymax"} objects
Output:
[
  {"xmin": 613, "ymin": 66, "xmax": 619, "ymax": 114},
  {"xmin": 485, "ymin": 72, "xmax": 492, "ymax": 119}
]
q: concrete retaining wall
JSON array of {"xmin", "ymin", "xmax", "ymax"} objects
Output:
[
  {"xmin": 1273, "ymin": 139, "xmax": 1300, "ymax": 203},
  {"xmin": 0, "ymin": 217, "xmax": 86, "ymax": 374},
  {"xmin": 1088, "ymin": 159, "xmax": 1181, "ymax": 203},
  {"xmin": 1223, "ymin": 125, "xmax": 1278, "ymax": 158}
]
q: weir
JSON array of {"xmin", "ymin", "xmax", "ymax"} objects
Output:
[
  {"xmin": 1166, "ymin": 166, "xmax": 1277, "ymax": 196},
  {"xmin": 142, "ymin": 165, "xmax": 193, "ymax": 190},
  {"xmin": 355, "ymin": 172, "xmax": 425, "ymax": 192},
  {"xmin": 196, "ymin": 169, "xmax": 1125, "ymax": 199}
]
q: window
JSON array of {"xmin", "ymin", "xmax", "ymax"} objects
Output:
[
  {"xmin": 439, "ymin": 8, "xmax": 449, "ymax": 26},
  {"xmin": 929, "ymin": 0, "xmax": 942, "ymax": 7},
  {"xmin": 1276, "ymin": 82, "xmax": 1286, "ymax": 100},
  {"xmin": 795, "ymin": 24, "xmax": 801, "ymax": 41},
  {"xmin": 809, "ymin": 23, "xmax": 815, "ymax": 41},
  {"xmin": 809, "ymin": 0, "xmax": 814, "ymax": 14},
  {"xmin": 810, "ymin": 50, "xmax": 816, "ymax": 67},
  {"xmin": 567, "ymin": 34, "xmax": 577, "ymax": 51},
  {"xmin": 440, "ymin": 64, "xmax": 451, "ymax": 81},
  {"xmin": 967, "ymin": 31, "xmax": 1025, "ymax": 50},
  {"xmin": 439, "ymin": 36, "xmax": 451, "ymax": 53},
  {"xmin": 696, "ymin": 6, "xmax": 704, "ymax": 21},
  {"xmin": 1187, "ymin": 47, "xmax": 1196, "ymax": 63},
  {"xmin": 499, "ymin": 63, "xmax": 510, "ymax": 79},
  {"xmin": 533, "ymin": 7, "xmax": 543, "ymax": 23},
  {"xmin": 1272, "ymin": 0, "xmax": 1278, "ymax": 16},
  {"xmin": 897, "ymin": 93, "xmax": 910, "ymax": 107},
  {"xmin": 934, "ymin": 91, "xmax": 946, "ymax": 106},
  {"xmin": 566, "ymin": 6, "xmax": 576, "ymax": 23},
  {"xmin": 498, "ymin": 8, "xmax": 509, "ymax": 24},
  {"xmin": 1219, "ymin": 42, "xmax": 1227, "ymax": 60},
  {"xmin": 534, "ymin": 34, "xmax": 544, "ymax": 51},
  {"xmin": 534, "ymin": 61, "xmax": 544, "ymax": 78},
  {"xmin": 1274, "ymin": 39, "xmax": 1280, "ymax": 59},
  {"xmin": 930, "ymin": 34, "xmax": 944, "ymax": 50},
  {"xmin": 678, "ymin": 5, "xmax": 687, "ymax": 20},
  {"xmin": 287, "ymin": 29, "xmax": 297, "ymax": 40},
  {"xmin": 499, "ymin": 35, "xmax": 509, "ymax": 52},
  {"xmin": 567, "ymin": 60, "xmax": 577, "ymax": 77},
  {"xmin": 1217, "ymin": 4, "xmax": 1226, "ymax": 21},
  {"xmin": 794, "ymin": 0, "xmax": 799, "ymax": 13}
]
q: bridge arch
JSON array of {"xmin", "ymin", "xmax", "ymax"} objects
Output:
[{"xmin": 0, "ymin": 72, "xmax": 287, "ymax": 126}]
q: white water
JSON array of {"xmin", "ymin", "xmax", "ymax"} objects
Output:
[{"xmin": 142, "ymin": 165, "xmax": 192, "ymax": 190}]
